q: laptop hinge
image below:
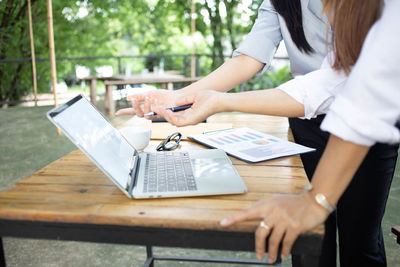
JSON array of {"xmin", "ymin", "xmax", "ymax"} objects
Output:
[{"xmin": 128, "ymin": 155, "xmax": 141, "ymax": 195}]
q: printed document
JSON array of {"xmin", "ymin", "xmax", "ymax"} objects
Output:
[{"xmin": 188, "ymin": 127, "xmax": 315, "ymax": 163}]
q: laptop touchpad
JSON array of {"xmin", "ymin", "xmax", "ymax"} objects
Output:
[{"xmin": 191, "ymin": 158, "xmax": 232, "ymax": 177}]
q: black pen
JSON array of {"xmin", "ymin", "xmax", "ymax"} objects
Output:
[{"xmin": 144, "ymin": 104, "xmax": 193, "ymax": 116}]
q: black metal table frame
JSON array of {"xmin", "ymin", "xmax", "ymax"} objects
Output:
[{"xmin": 0, "ymin": 219, "xmax": 321, "ymax": 267}]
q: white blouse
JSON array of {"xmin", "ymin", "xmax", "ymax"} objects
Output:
[
  {"xmin": 278, "ymin": 0, "xmax": 400, "ymax": 146},
  {"xmin": 233, "ymin": 0, "xmax": 330, "ymax": 76},
  {"xmin": 278, "ymin": 55, "xmax": 347, "ymax": 120}
]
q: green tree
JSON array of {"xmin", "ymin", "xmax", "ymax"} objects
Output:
[
  {"xmin": 0, "ymin": 0, "xmax": 267, "ymax": 106},
  {"xmin": 0, "ymin": 0, "xmax": 37, "ymax": 105}
]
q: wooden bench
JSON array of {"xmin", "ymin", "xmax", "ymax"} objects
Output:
[
  {"xmin": 392, "ymin": 226, "xmax": 400, "ymax": 245},
  {"xmin": 104, "ymin": 75, "xmax": 202, "ymax": 118}
]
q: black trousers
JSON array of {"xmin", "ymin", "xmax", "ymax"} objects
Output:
[{"xmin": 289, "ymin": 116, "xmax": 399, "ymax": 267}]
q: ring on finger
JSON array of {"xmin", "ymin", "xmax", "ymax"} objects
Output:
[{"xmin": 259, "ymin": 221, "xmax": 270, "ymax": 231}]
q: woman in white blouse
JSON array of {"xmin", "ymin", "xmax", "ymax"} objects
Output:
[
  {"xmin": 221, "ymin": 1, "xmax": 400, "ymax": 265},
  {"xmin": 147, "ymin": 0, "xmax": 399, "ymax": 265}
]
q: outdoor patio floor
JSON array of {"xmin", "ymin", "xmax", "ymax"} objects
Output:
[{"xmin": 1, "ymin": 102, "xmax": 399, "ymax": 266}]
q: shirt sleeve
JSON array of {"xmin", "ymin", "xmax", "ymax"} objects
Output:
[
  {"xmin": 232, "ymin": 0, "xmax": 282, "ymax": 74},
  {"xmin": 321, "ymin": 0, "xmax": 400, "ymax": 146},
  {"xmin": 278, "ymin": 56, "xmax": 347, "ymax": 119}
]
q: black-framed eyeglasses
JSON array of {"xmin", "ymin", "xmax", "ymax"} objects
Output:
[{"xmin": 156, "ymin": 132, "xmax": 182, "ymax": 151}]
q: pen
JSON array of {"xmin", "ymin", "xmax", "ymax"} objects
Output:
[{"xmin": 144, "ymin": 104, "xmax": 193, "ymax": 116}]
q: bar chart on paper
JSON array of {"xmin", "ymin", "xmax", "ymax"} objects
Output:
[{"xmin": 189, "ymin": 127, "xmax": 315, "ymax": 163}]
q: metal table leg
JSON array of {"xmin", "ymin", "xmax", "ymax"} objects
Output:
[
  {"xmin": 143, "ymin": 245, "xmax": 154, "ymax": 267},
  {"xmin": 0, "ymin": 237, "xmax": 6, "ymax": 267},
  {"xmin": 142, "ymin": 244, "xmax": 279, "ymax": 266}
]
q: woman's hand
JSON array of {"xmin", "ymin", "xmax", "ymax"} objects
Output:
[
  {"xmin": 151, "ymin": 90, "xmax": 225, "ymax": 126},
  {"xmin": 220, "ymin": 192, "xmax": 329, "ymax": 263},
  {"xmin": 116, "ymin": 89, "xmax": 179, "ymax": 118}
]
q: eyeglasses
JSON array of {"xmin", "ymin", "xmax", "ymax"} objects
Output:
[{"xmin": 156, "ymin": 132, "xmax": 182, "ymax": 151}]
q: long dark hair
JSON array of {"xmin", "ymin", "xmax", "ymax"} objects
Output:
[{"xmin": 271, "ymin": 0, "xmax": 314, "ymax": 54}]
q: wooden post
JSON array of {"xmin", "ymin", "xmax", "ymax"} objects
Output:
[
  {"xmin": 47, "ymin": 0, "xmax": 57, "ymax": 106},
  {"xmin": 89, "ymin": 78, "xmax": 97, "ymax": 106},
  {"xmin": 190, "ymin": 0, "xmax": 196, "ymax": 78},
  {"xmin": 28, "ymin": 0, "xmax": 38, "ymax": 107},
  {"xmin": 47, "ymin": 0, "xmax": 60, "ymax": 134},
  {"xmin": 105, "ymin": 84, "xmax": 115, "ymax": 119}
]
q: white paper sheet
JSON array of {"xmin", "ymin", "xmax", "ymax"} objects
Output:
[{"xmin": 189, "ymin": 127, "xmax": 315, "ymax": 163}]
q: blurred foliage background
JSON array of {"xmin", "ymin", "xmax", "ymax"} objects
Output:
[{"xmin": 0, "ymin": 0, "xmax": 291, "ymax": 106}]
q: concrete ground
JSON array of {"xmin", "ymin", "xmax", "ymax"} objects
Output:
[{"xmin": 0, "ymin": 102, "xmax": 399, "ymax": 267}]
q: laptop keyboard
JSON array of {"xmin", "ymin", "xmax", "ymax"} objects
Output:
[{"xmin": 143, "ymin": 152, "xmax": 197, "ymax": 193}]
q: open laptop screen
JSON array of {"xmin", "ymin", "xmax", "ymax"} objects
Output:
[{"xmin": 47, "ymin": 95, "xmax": 135, "ymax": 191}]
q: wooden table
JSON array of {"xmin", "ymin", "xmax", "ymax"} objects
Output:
[
  {"xmin": 0, "ymin": 114, "xmax": 323, "ymax": 266},
  {"xmin": 104, "ymin": 74, "xmax": 202, "ymax": 118}
]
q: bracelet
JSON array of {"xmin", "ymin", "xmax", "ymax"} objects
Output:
[{"xmin": 314, "ymin": 193, "xmax": 335, "ymax": 213}]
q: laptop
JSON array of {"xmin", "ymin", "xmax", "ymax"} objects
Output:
[{"xmin": 47, "ymin": 95, "xmax": 247, "ymax": 199}]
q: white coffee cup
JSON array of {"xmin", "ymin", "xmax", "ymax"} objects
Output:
[{"xmin": 119, "ymin": 126, "xmax": 151, "ymax": 151}]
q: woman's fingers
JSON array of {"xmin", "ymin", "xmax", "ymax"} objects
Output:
[
  {"xmin": 220, "ymin": 211, "xmax": 255, "ymax": 227},
  {"xmin": 219, "ymin": 193, "xmax": 330, "ymax": 263},
  {"xmin": 126, "ymin": 94, "xmax": 147, "ymax": 117},
  {"xmin": 255, "ymin": 221, "xmax": 272, "ymax": 260},
  {"xmin": 127, "ymin": 94, "xmax": 146, "ymax": 102},
  {"xmin": 127, "ymin": 93, "xmax": 170, "ymax": 118},
  {"xmin": 175, "ymin": 95, "xmax": 195, "ymax": 106},
  {"xmin": 220, "ymin": 202, "xmax": 269, "ymax": 227},
  {"xmin": 165, "ymin": 109, "xmax": 197, "ymax": 127},
  {"xmin": 131, "ymin": 99, "xmax": 144, "ymax": 117},
  {"xmin": 139, "ymin": 97, "xmax": 156, "ymax": 119},
  {"xmin": 162, "ymin": 110, "xmax": 185, "ymax": 126},
  {"xmin": 115, "ymin": 108, "xmax": 136, "ymax": 116},
  {"xmin": 267, "ymin": 223, "xmax": 286, "ymax": 263},
  {"xmin": 151, "ymin": 102, "xmax": 199, "ymax": 127},
  {"xmin": 116, "ymin": 94, "xmax": 147, "ymax": 116},
  {"xmin": 150, "ymin": 90, "xmax": 222, "ymax": 127},
  {"xmin": 151, "ymin": 100, "xmax": 187, "ymax": 126},
  {"xmin": 122, "ymin": 91, "xmax": 189, "ymax": 119},
  {"xmin": 281, "ymin": 227, "xmax": 299, "ymax": 260}
]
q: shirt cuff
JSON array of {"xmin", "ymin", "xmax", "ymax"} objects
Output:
[
  {"xmin": 321, "ymin": 111, "xmax": 376, "ymax": 146},
  {"xmin": 278, "ymin": 75, "xmax": 334, "ymax": 120},
  {"xmin": 277, "ymin": 79, "xmax": 305, "ymax": 108},
  {"xmin": 321, "ymin": 96, "xmax": 400, "ymax": 146}
]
